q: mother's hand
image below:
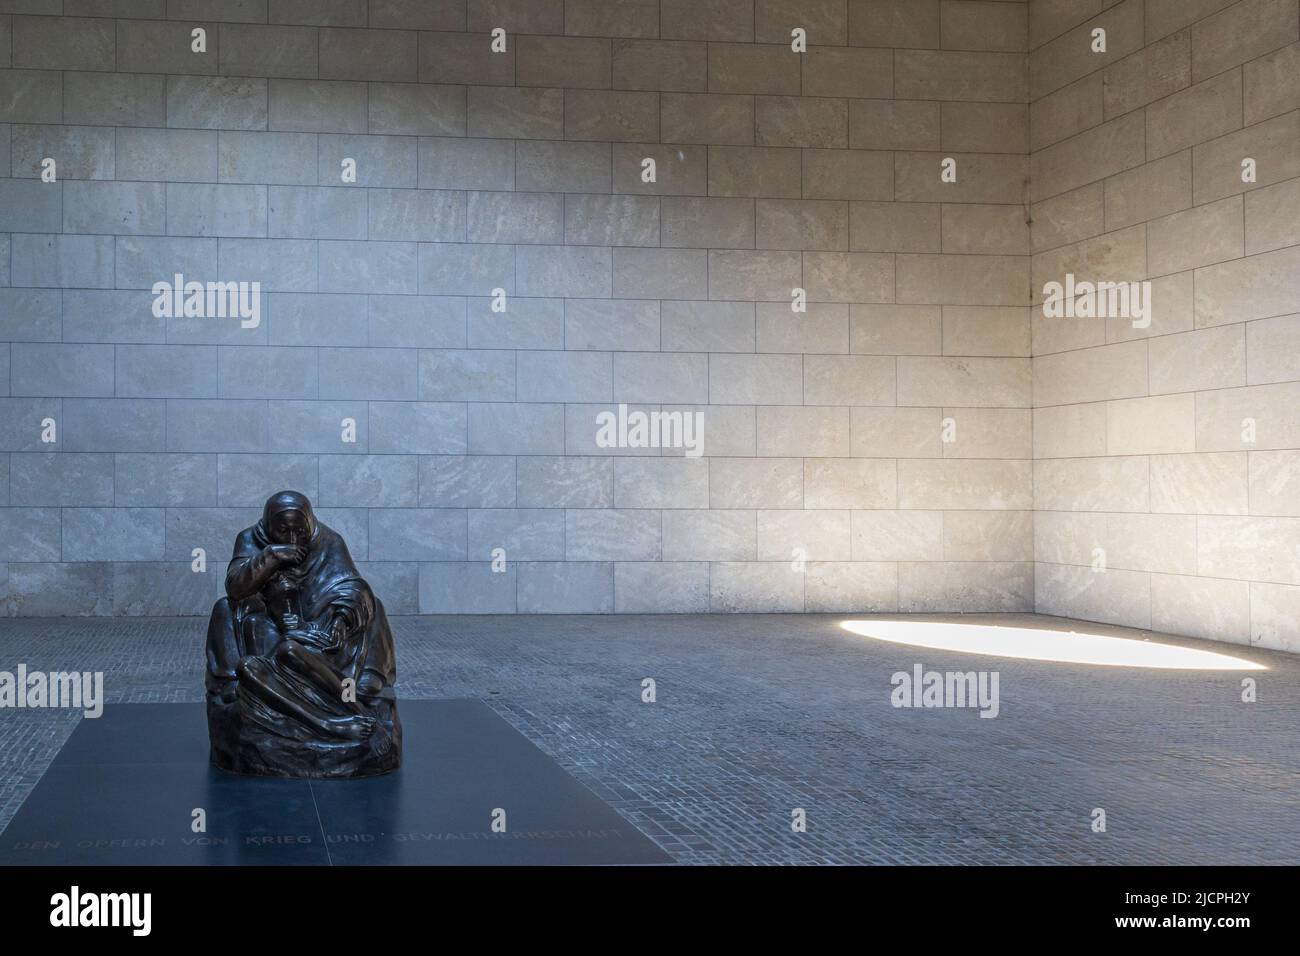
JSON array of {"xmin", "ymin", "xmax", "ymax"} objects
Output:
[
  {"xmin": 266, "ymin": 543, "xmax": 307, "ymax": 566},
  {"xmin": 284, "ymin": 624, "xmax": 334, "ymax": 651},
  {"xmin": 287, "ymin": 618, "xmax": 346, "ymax": 652}
]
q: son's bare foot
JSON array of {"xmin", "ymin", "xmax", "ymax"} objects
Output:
[{"xmin": 324, "ymin": 714, "xmax": 376, "ymax": 741}]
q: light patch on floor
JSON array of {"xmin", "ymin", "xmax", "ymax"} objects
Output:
[{"xmin": 840, "ymin": 620, "xmax": 1266, "ymax": 670}]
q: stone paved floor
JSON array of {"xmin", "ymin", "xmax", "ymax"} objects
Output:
[{"xmin": 0, "ymin": 613, "xmax": 1296, "ymax": 865}]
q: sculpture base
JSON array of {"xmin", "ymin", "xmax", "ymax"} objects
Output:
[
  {"xmin": 0, "ymin": 700, "xmax": 671, "ymax": 866},
  {"xmin": 207, "ymin": 697, "xmax": 402, "ymax": 778}
]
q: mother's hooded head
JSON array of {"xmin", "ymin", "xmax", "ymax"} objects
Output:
[{"xmin": 260, "ymin": 490, "xmax": 318, "ymax": 547}]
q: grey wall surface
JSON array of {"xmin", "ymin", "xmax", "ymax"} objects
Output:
[
  {"xmin": 1028, "ymin": 0, "xmax": 1300, "ymax": 652},
  {"xmin": 2, "ymin": 0, "xmax": 1036, "ymax": 616}
]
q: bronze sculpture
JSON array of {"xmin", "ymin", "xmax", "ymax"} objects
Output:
[{"xmin": 205, "ymin": 491, "xmax": 401, "ymax": 777}]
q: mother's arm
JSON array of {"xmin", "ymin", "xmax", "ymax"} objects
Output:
[
  {"xmin": 225, "ymin": 543, "xmax": 305, "ymax": 601},
  {"xmin": 296, "ymin": 581, "xmax": 374, "ymax": 654},
  {"xmin": 307, "ymin": 601, "xmax": 366, "ymax": 652}
]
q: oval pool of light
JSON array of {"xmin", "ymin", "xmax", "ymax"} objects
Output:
[{"xmin": 838, "ymin": 620, "xmax": 1266, "ymax": 670}]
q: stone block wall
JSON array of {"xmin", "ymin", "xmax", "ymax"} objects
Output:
[
  {"xmin": 1028, "ymin": 0, "xmax": 1300, "ymax": 650},
  {"xmin": 0, "ymin": 0, "xmax": 1035, "ymax": 616}
]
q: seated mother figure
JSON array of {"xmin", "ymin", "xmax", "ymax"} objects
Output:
[{"xmin": 205, "ymin": 490, "xmax": 401, "ymax": 777}]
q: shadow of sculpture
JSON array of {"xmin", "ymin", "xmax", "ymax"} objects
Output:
[{"xmin": 205, "ymin": 491, "xmax": 401, "ymax": 777}]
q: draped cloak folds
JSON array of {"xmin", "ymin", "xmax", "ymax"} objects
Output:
[{"xmin": 205, "ymin": 492, "xmax": 401, "ymax": 777}]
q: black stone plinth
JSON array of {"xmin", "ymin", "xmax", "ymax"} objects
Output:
[{"xmin": 0, "ymin": 701, "xmax": 671, "ymax": 866}]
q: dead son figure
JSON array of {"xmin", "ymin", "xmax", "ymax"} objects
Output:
[{"xmin": 205, "ymin": 491, "xmax": 401, "ymax": 777}]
